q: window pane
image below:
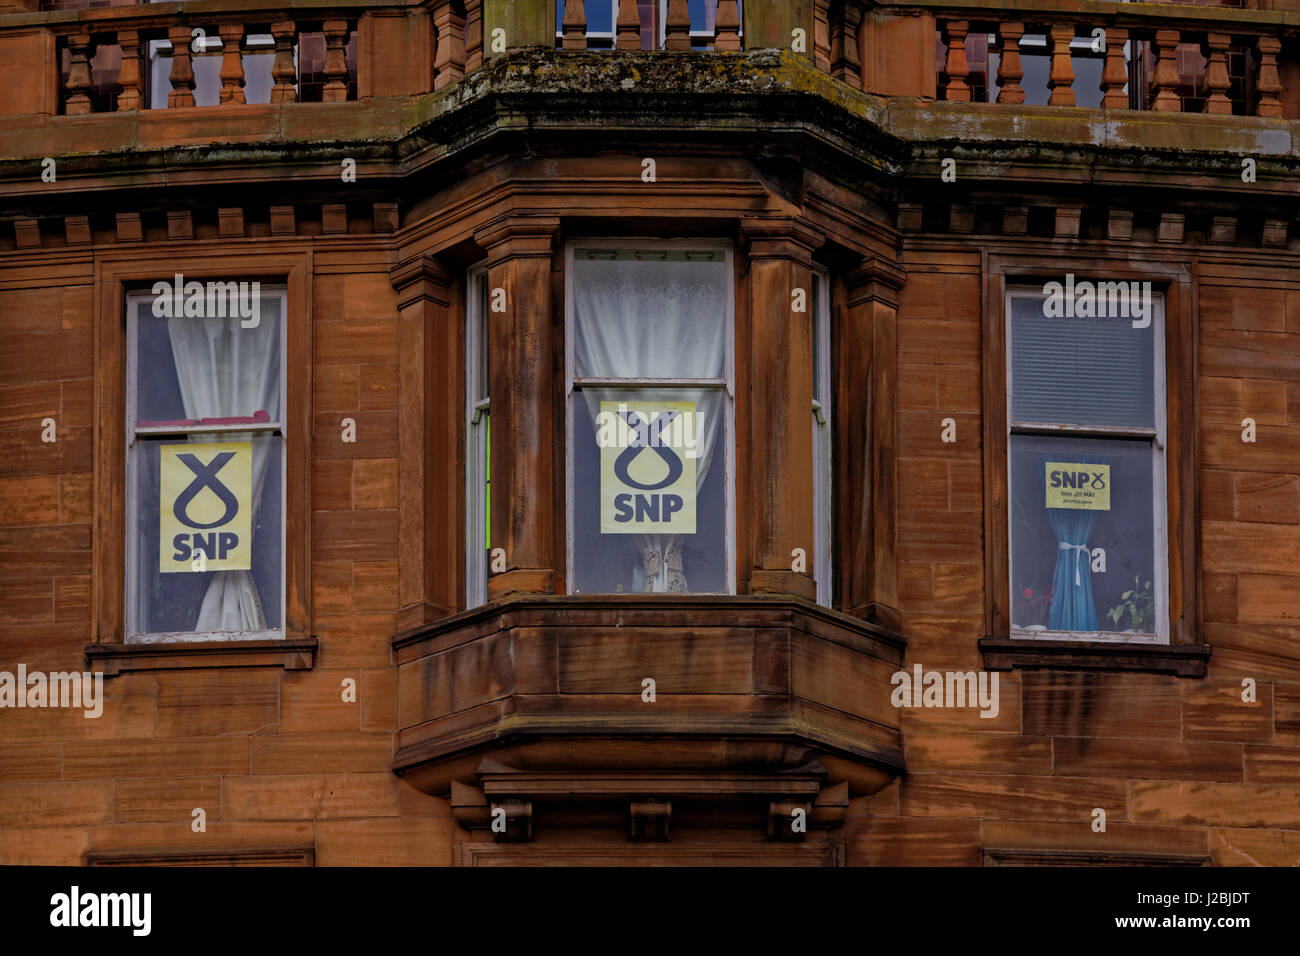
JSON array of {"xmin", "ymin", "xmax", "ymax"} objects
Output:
[
  {"xmin": 688, "ymin": 0, "xmax": 717, "ymax": 32},
  {"xmin": 476, "ymin": 272, "xmax": 490, "ymax": 403},
  {"xmin": 242, "ymin": 48, "xmax": 276, "ymax": 105},
  {"xmin": 812, "ymin": 271, "xmax": 832, "ymax": 408},
  {"xmin": 813, "ymin": 411, "xmax": 831, "ymax": 606},
  {"xmin": 1010, "ymin": 291, "xmax": 1155, "ymax": 428},
  {"xmin": 811, "ymin": 274, "xmax": 822, "ymax": 401},
  {"xmin": 135, "ymin": 292, "xmax": 282, "ymax": 426},
  {"xmin": 588, "ymin": 0, "xmax": 614, "ymax": 33},
  {"xmin": 812, "ymin": 272, "xmax": 831, "ymax": 606},
  {"xmin": 466, "ymin": 411, "xmax": 490, "ymax": 608},
  {"xmin": 573, "ymin": 250, "xmax": 728, "ymax": 379},
  {"xmin": 147, "ymin": 40, "xmax": 170, "ymax": 110},
  {"xmin": 572, "ymin": 387, "xmax": 726, "ymax": 594},
  {"xmin": 559, "ymin": 0, "xmax": 615, "ymax": 33},
  {"xmin": 1010, "ymin": 434, "xmax": 1156, "ymax": 634},
  {"xmin": 193, "ymin": 50, "xmax": 222, "ymax": 107},
  {"xmin": 1019, "ymin": 37, "xmax": 1051, "ymax": 105},
  {"xmin": 468, "ymin": 270, "xmax": 491, "ymax": 607},
  {"xmin": 132, "ymin": 435, "xmax": 282, "ymax": 636},
  {"xmin": 1073, "ymin": 53, "xmax": 1103, "ymax": 109}
]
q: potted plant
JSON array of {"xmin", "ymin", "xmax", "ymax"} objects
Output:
[
  {"xmin": 1014, "ymin": 582, "xmax": 1054, "ymax": 631},
  {"xmin": 1106, "ymin": 576, "xmax": 1154, "ymax": 633}
]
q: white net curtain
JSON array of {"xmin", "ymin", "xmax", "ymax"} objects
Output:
[
  {"xmin": 572, "ymin": 252, "xmax": 727, "ymax": 593},
  {"xmin": 166, "ymin": 311, "xmax": 279, "ymax": 630}
]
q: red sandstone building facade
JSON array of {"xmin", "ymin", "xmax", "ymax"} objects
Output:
[{"xmin": 0, "ymin": 0, "xmax": 1298, "ymax": 866}]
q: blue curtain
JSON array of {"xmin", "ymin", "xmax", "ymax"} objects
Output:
[
  {"xmin": 1046, "ymin": 505, "xmax": 1098, "ymax": 630},
  {"xmin": 1034, "ymin": 452, "xmax": 1104, "ymax": 631}
]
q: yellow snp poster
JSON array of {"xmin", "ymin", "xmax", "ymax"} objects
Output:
[
  {"xmin": 159, "ymin": 441, "xmax": 253, "ymax": 573},
  {"xmin": 599, "ymin": 401, "xmax": 698, "ymax": 535},
  {"xmin": 1045, "ymin": 461, "xmax": 1110, "ymax": 511}
]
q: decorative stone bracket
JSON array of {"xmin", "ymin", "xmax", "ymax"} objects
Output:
[{"xmin": 448, "ymin": 760, "xmax": 852, "ymax": 845}]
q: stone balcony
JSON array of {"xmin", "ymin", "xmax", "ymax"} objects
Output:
[{"xmin": 391, "ymin": 595, "xmax": 905, "ymax": 843}]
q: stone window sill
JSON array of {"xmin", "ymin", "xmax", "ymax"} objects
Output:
[
  {"xmin": 983, "ymin": 848, "xmax": 1211, "ymax": 866},
  {"xmin": 978, "ymin": 636, "xmax": 1210, "ymax": 677},
  {"xmin": 87, "ymin": 846, "xmax": 315, "ymax": 866},
  {"xmin": 85, "ymin": 637, "xmax": 317, "ymax": 677}
]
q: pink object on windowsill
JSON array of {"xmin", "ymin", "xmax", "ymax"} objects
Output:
[
  {"xmin": 137, "ymin": 411, "xmax": 270, "ymax": 427},
  {"xmin": 198, "ymin": 410, "xmax": 271, "ymax": 426}
]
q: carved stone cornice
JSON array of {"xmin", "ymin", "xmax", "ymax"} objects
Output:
[
  {"xmin": 845, "ymin": 254, "xmax": 906, "ymax": 309},
  {"xmin": 390, "ymin": 252, "xmax": 456, "ymax": 310},
  {"xmin": 473, "ymin": 215, "xmax": 561, "ymax": 266},
  {"xmin": 739, "ymin": 216, "xmax": 823, "ymax": 264}
]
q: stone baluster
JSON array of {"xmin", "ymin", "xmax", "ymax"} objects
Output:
[
  {"xmin": 1047, "ymin": 23, "xmax": 1075, "ymax": 106},
  {"xmin": 617, "ymin": 0, "xmax": 640, "ymax": 50},
  {"xmin": 716, "ymin": 0, "xmax": 740, "ymax": 52},
  {"xmin": 831, "ymin": 2, "xmax": 863, "ymax": 90},
  {"xmin": 665, "ymin": 0, "xmax": 690, "ymax": 51},
  {"xmin": 996, "ymin": 21, "xmax": 1025, "ymax": 104},
  {"xmin": 218, "ymin": 24, "xmax": 246, "ymax": 104},
  {"xmin": 433, "ymin": 2, "xmax": 466, "ymax": 88},
  {"xmin": 65, "ymin": 31, "xmax": 93, "ymax": 114},
  {"xmin": 830, "ymin": 7, "xmax": 845, "ymax": 80},
  {"xmin": 1150, "ymin": 29, "xmax": 1181, "ymax": 111},
  {"xmin": 1256, "ymin": 35, "xmax": 1282, "ymax": 117},
  {"xmin": 466, "ymin": 0, "xmax": 483, "ymax": 71},
  {"xmin": 814, "ymin": 0, "xmax": 831, "ymax": 72},
  {"xmin": 116, "ymin": 29, "xmax": 142, "ymax": 111},
  {"xmin": 167, "ymin": 25, "xmax": 196, "ymax": 107},
  {"xmin": 942, "ymin": 20, "xmax": 970, "ymax": 102},
  {"xmin": 1100, "ymin": 26, "xmax": 1128, "ymax": 108},
  {"xmin": 562, "ymin": 0, "xmax": 587, "ymax": 50},
  {"xmin": 1201, "ymin": 32, "xmax": 1231, "ymax": 115},
  {"xmin": 269, "ymin": 20, "xmax": 297, "ymax": 103},
  {"xmin": 323, "ymin": 20, "xmax": 351, "ymax": 100}
]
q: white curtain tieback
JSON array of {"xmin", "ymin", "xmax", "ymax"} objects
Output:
[{"xmin": 1059, "ymin": 542, "xmax": 1089, "ymax": 587}]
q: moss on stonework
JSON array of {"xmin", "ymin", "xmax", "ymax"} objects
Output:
[{"xmin": 0, "ymin": 46, "xmax": 1295, "ymax": 202}]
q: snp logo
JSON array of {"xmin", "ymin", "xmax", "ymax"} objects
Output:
[
  {"xmin": 1049, "ymin": 467, "xmax": 1106, "ymax": 491},
  {"xmin": 597, "ymin": 401, "xmax": 702, "ymax": 534},
  {"xmin": 160, "ymin": 441, "xmax": 253, "ymax": 573},
  {"xmin": 1045, "ymin": 461, "xmax": 1111, "ymax": 511}
]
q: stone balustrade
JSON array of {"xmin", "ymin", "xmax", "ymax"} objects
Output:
[
  {"xmin": 10, "ymin": 0, "xmax": 1294, "ymax": 117},
  {"xmin": 930, "ymin": 5, "xmax": 1289, "ymax": 117},
  {"xmin": 57, "ymin": 12, "xmax": 365, "ymax": 113}
]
